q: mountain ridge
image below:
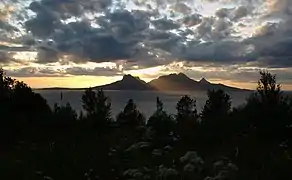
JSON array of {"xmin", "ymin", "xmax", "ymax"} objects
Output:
[
  {"xmin": 94, "ymin": 74, "xmax": 153, "ymax": 91},
  {"xmin": 148, "ymin": 73, "xmax": 249, "ymax": 91},
  {"xmin": 37, "ymin": 73, "xmax": 250, "ymax": 91}
]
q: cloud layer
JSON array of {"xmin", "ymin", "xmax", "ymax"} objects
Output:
[{"xmin": 1, "ymin": 0, "xmax": 292, "ymax": 83}]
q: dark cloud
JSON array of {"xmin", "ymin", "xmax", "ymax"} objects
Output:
[
  {"xmin": 151, "ymin": 18, "xmax": 180, "ymax": 30},
  {"xmin": 0, "ymin": 50, "xmax": 14, "ymax": 63},
  {"xmin": 2, "ymin": 0, "xmax": 238, "ymax": 67},
  {"xmin": 233, "ymin": 6, "xmax": 248, "ymax": 20},
  {"xmin": 0, "ymin": 20, "xmax": 19, "ymax": 32},
  {"xmin": 37, "ymin": 44, "xmax": 59, "ymax": 63},
  {"xmin": 0, "ymin": 45, "xmax": 31, "ymax": 52},
  {"xmin": 176, "ymin": 40, "xmax": 254, "ymax": 64},
  {"xmin": 0, "ymin": 45, "xmax": 32, "ymax": 64},
  {"xmin": 180, "ymin": 13, "xmax": 202, "ymax": 27},
  {"xmin": 170, "ymin": 2, "xmax": 192, "ymax": 14},
  {"xmin": 65, "ymin": 66, "xmax": 121, "ymax": 76},
  {"xmin": 195, "ymin": 17, "xmax": 232, "ymax": 40},
  {"xmin": 23, "ymin": 7, "xmax": 154, "ymax": 64},
  {"xmin": 28, "ymin": 0, "xmax": 112, "ymax": 19},
  {"xmin": 2, "ymin": 0, "xmax": 292, "ymax": 77},
  {"xmin": 24, "ymin": 8, "xmax": 61, "ymax": 38},
  {"xmin": 5, "ymin": 65, "xmax": 122, "ymax": 78},
  {"xmin": 215, "ymin": 8, "xmax": 230, "ymax": 18},
  {"xmin": 5, "ymin": 67, "xmax": 62, "ymax": 77},
  {"xmin": 215, "ymin": 6, "xmax": 249, "ymax": 20},
  {"xmin": 242, "ymin": 17, "xmax": 292, "ymax": 68}
]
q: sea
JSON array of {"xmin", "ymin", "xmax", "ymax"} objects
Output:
[{"xmin": 36, "ymin": 90, "xmax": 253, "ymax": 118}]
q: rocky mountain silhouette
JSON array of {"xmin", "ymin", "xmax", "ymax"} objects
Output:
[
  {"xmin": 148, "ymin": 73, "xmax": 249, "ymax": 91},
  {"xmin": 38, "ymin": 73, "xmax": 249, "ymax": 91},
  {"xmin": 148, "ymin": 73, "xmax": 203, "ymax": 91},
  {"xmin": 199, "ymin": 78, "xmax": 211, "ymax": 85},
  {"xmin": 94, "ymin": 74, "xmax": 154, "ymax": 90}
]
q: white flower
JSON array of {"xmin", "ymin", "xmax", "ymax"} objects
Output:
[
  {"xmin": 152, "ymin": 149, "xmax": 163, "ymax": 156},
  {"xmin": 125, "ymin": 142, "xmax": 150, "ymax": 152},
  {"xmin": 184, "ymin": 163, "xmax": 196, "ymax": 172}
]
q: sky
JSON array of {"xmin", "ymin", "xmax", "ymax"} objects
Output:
[{"xmin": 1, "ymin": 0, "xmax": 292, "ymax": 89}]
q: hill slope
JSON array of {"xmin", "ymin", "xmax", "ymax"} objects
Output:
[
  {"xmin": 94, "ymin": 74, "xmax": 154, "ymax": 91},
  {"xmin": 38, "ymin": 73, "xmax": 249, "ymax": 91},
  {"xmin": 148, "ymin": 73, "xmax": 203, "ymax": 91},
  {"xmin": 148, "ymin": 73, "xmax": 249, "ymax": 91}
]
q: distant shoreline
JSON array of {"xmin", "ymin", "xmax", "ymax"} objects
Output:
[
  {"xmin": 34, "ymin": 73, "xmax": 253, "ymax": 92},
  {"xmin": 34, "ymin": 88, "xmax": 253, "ymax": 92}
]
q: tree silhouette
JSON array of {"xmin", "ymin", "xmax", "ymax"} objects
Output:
[
  {"xmin": 3, "ymin": 68, "xmax": 292, "ymax": 180},
  {"xmin": 232, "ymin": 71, "xmax": 292, "ymax": 180},
  {"xmin": 199, "ymin": 89, "xmax": 231, "ymax": 145},
  {"xmin": 117, "ymin": 99, "xmax": 145, "ymax": 128},
  {"xmin": 148, "ymin": 97, "xmax": 174, "ymax": 144},
  {"xmin": 256, "ymin": 70, "xmax": 282, "ymax": 105},
  {"xmin": 176, "ymin": 95, "xmax": 198, "ymax": 146},
  {"xmin": 82, "ymin": 88, "xmax": 97, "ymax": 117},
  {"xmin": 0, "ymin": 68, "xmax": 52, "ymax": 142},
  {"xmin": 245, "ymin": 70, "xmax": 290, "ymax": 142},
  {"xmin": 95, "ymin": 89, "xmax": 112, "ymax": 127},
  {"xmin": 176, "ymin": 95, "xmax": 198, "ymax": 121},
  {"xmin": 201, "ymin": 89, "xmax": 231, "ymax": 121},
  {"xmin": 81, "ymin": 88, "xmax": 112, "ymax": 131},
  {"xmin": 53, "ymin": 102, "xmax": 77, "ymax": 129}
]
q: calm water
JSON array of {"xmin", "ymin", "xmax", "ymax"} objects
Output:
[{"xmin": 36, "ymin": 90, "xmax": 252, "ymax": 118}]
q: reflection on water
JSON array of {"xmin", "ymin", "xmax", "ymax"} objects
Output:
[{"xmin": 36, "ymin": 90, "xmax": 252, "ymax": 118}]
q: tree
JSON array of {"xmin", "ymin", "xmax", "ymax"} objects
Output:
[
  {"xmin": 176, "ymin": 95, "xmax": 198, "ymax": 145},
  {"xmin": 11, "ymin": 81, "xmax": 52, "ymax": 126},
  {"xmin": 148, "ymin": 97, "xmax": 174, "ymax": 137},
  {"xmin": 81, "ymin": 88, "xmax": 112, "ymax": 130},
  {"xmin": 117, "ymin": 99, "xmax": 145, "ymax": 128},
  {"xmin": 176, "ymin": 95, "xmax": 198, "ymax": 121},
  {"xmin": 0, "ymin": 68, "xmax": 15, "ymax": 114},
  {"xmin": 246, "ymin": 70, "xmax": 291, "ymax": 142},
  {"xmin": 201, "ymin": 89, "xmax": 231, "ymax": 121},
  {"xmin": 200, "ymin": 89, "xmax": 231, "ymax": 146},
  {"xmin": 0, "ymin": 69, "xmax": 52, "ymax": 142},
  {"xmin": 82, "ymin": 88, "xmax": 97, "ymax": 117},
  {"xmin": 95, "ymin": 89, "xmax": 112, "ymax": 124},
  {"xmin": 53, "ymin": 102, "xmax": 78, "ymax": 128},
  {"xmin": 256, "ymin": 70, "xmax": 281, "ymax": 105}
]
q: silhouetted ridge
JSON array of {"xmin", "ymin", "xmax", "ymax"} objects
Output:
[
  {"xmin": 148, "ymin": 73, "xmax": 202, "ymax": 91},
  {"xmin": 149, "ymin": 73, "xmax": 248, "ymax": 91},
  {"xmin": 95, "ymin": 74, "xmax": 153, "ymax": 90},
  {"xmin": 39, "ymin": 73, "xmax": 249, "ymax": 91},
  {"xmin": 122, "ymin": 74, "xmax": 139, "ymax": 81},
  {"xmin": 199, "ymin": 78, "xmax": 211, "ymax": 85}
]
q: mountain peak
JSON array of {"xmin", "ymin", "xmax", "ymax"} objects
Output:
[
  {"xmin": 122, "ymin": 74, "xmax": 141, "ymax": 81},
  {"xmin": 199, "ymin": 78, "xmax": 211, "ymax": 84},
  {"xmin": 178, "ymin": 72, "xmax": 187, "ymax": 76},
  {"xmin": 165, "ymin": 73, "xmax": 190, "ymax": 79},
  {"xmin": 95, "ymin": 74, "xmax": 153, "ymax": 90}
]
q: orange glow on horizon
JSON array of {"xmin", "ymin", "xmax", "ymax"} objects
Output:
[{"xmin": 16, "ymin": 76, "xmax": 121, "ymax": 89}]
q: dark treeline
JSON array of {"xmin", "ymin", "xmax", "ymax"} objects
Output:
[{"xmin": 1, "ymin": 69, "xmax": 292, "ymax": 180}]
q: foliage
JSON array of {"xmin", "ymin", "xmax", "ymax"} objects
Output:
[
  {"xmin": 2, "ymin": 69, "xmax": 292, "ymax": 180},
  {"xmin": 81, "ymin": 88, "xmax": 112, "ymax": 130},
  {"xmin": 0, "ymin": 68, "xmax": 51, "ymax": 135},
  {"xmin": 53, "ymin": 103, "xmax": 78, "ymax": 128},
  {"xmin": 147, "ymin": 97, "xmax": 174, "ymax": 136},
  {"xmin": 176, "ymin": 95, "xmax": 198, "ymax": 121},
  {"xmin": 175, "ymin": 95, "xmax": 198, "ymax": 145},
  {"xmin": 256, "ymin": 70, "xmax": 282, "ymax": 105},
  {"xmin": 116, "ymin": 99, "xmax": 146, "ymax": 128},
  {"xmin": 201, "ymin": 89, "xmax": 231, "ymax": 121}
]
